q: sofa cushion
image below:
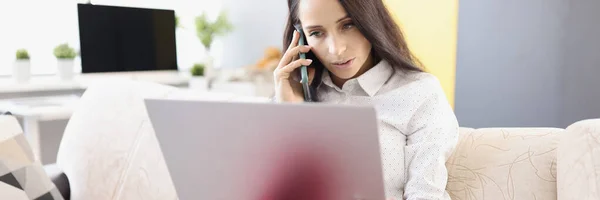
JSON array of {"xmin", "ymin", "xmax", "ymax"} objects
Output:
[
  {"xmin": 0, "ymin": 116, "xmax": 64, "ymax": 200},
  {"xmin": 446, "ymin": 127, "xmax": 563, "ymax": 200},
  {"xmin": 557, "ymin": 119, "xmax": 600, "ymax": 200}
]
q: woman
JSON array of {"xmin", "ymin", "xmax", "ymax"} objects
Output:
[{"xmin": 273, "ymin": 0, "xmax": 459, "ymax": 199}]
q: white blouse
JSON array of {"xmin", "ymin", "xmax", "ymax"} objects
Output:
[{"xmin": 316, "ymin": 60, "xmax": 459, "ymax": 200}]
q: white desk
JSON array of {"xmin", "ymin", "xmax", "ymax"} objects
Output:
[
  {"xmin": 0, "ymin": 71, "xmax": 191, "ymax": 162},
  {"xmin": 0, "ymin": 70, "xmax": 273, "ymax": 162},
  {"xmin": 0, "ymin": 70, "xmax": 191, "ymax": 95},
  {"xmin": 0, "ymin": 95, "xmax": 79, "ymax": 161}
]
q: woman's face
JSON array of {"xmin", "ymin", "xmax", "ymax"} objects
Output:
[{"xmin": 298, "ymin": 0, "xmax": 374, "ymax": 85}]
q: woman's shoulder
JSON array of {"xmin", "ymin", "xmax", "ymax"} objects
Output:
[
  {"xmin": 384, "ymin": 70, "xmax": 457, "ymax": 132},
  {"xmin": 407, "ymin": 71, "xmax": 443, "ymax": 87},
  {"xmin": 391, "ymin": 70, "xmax": 446, "ymax": 97}
]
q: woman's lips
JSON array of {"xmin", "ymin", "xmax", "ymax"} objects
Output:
[{"xmin": 331, "ymin": 58, "xmax": 355, "ymax": 70}]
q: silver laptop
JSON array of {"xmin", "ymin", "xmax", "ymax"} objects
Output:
[{"xmin": 145, "ymin": 99, "xmax": 386, "ymax": 200}]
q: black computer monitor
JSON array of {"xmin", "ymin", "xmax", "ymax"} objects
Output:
[{"xmin": 77, "ymin": 3, "xmax": 178, "ymax": 73}]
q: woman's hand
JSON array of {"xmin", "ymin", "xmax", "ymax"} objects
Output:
[{"xmin": 273, "ymin": 30, "xmax": 316, "ymax": 103}]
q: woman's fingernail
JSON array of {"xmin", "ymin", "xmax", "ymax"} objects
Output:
[{"xmin": 306, "ymin": 59, "xmax": 313, "ymax": 63}]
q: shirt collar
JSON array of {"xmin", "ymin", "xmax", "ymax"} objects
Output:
[{"xmin": 319, "ymin": 59, "xmax": 394, "ymax": 96}]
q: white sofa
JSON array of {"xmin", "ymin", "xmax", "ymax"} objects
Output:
[{"xmin": 2, "ymin": 80, "xmax": 599, "ymax": 200}]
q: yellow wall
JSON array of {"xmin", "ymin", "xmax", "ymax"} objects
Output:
[{"xmin": 383, "ymin": 0, "xmax": 458, "ymax": 108}]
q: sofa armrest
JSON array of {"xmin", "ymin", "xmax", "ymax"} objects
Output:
[
  {"xmin": 55, "ymin": 80, "xmax": 180, "ymax": 200},
  {"xmin": 447, "ymin": 127, "xmax": 562, "ymax": 199},
  {"xmin": 557, "ymin": 119, "xmax": 600, "ymax": 200},
  {"xmin": 43, "ymin": 164, "xmax": 70, "ymax": 200}
]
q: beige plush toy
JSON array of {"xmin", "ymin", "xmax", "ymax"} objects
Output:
[
  {"xmin": 241, "ymin": 47, "xmax": 283, "ymax": 96},
  {"xmin": 252, "ymin": 47, "xmax": 282, "ymax": 71}
]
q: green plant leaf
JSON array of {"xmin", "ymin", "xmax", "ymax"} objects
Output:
[
  {"xmin": 190, "ymin": 63, "xmax": 205, "ymax": 76},
  {"xmin": 53, "ymin": 43, "xmax": 77, "ymax": 59},
  {"xmin": 16, "ymin": 49, "xmax": 30, "ymax": 60},
  {"xmin": 195, "ymin": 11, "xmax": 233, "ymax": 50}
]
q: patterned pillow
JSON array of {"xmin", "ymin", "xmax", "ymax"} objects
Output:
[{"xmin": 0, "ymin": 116, "xmax": 64, "ymax": 200}]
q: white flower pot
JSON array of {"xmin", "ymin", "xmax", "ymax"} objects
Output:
[
  {"xmin": 12, "ymin": 60, "xmax": 31, "ymax": 83},
  {"xmin": 203, "ymin": 54, "xmax": 215, "ymax": 76},
  {"xmin": 57, "ymin": 59, "xmax": 75, "ymax": 81},
  {"xmin": 189, "ymin": 76, "xmax": 208, "ymax": 91}
]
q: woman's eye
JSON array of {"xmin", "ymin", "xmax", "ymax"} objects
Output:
[
  {"xmin": 309, "ymin": 31, "xmax": 323, "ymax": 37},
  {"xmin": 343, "ymin": 23, "xmax": 355, "ymax": 30}
]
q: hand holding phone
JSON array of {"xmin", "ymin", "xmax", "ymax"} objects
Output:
[{"xmin": 273, "ymin": 28, "xmax": 316, "ymax": 103}]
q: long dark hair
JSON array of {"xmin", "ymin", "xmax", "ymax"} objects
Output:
[{"xmin": 283, "ymin": 0, "xmax": 424, "ymax": 100}]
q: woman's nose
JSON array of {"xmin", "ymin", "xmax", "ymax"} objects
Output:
[{"xmin": 327, "ymin": 36, "xmax": 347, "ymax": 56}]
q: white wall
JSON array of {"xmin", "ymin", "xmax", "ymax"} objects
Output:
[
  {"xmin": 218, "ymin": 0, "xmax": 287, "ymax": 69},
  {"xmin": 0, "ymin": 0, "xmax": 82, "ymax": 75},
  {"xmin": 0, "ymin": 0, "xmax": 288, "ymax": 75}
]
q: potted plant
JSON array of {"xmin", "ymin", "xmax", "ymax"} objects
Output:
[
  {"xmin": 175, "ymin": 15, "xmax": 183, "ymax": 29},
  {"xmin": 13, "ymin": 49, "xmax": 31, "ymax": 83},
  {"xmin": 195, "ymin": 11, "xmax": 233, "ymax": 52},
  {"xmin": 53, "ymin": 43, "xmax": 77, "ymax": 80},
  {"xmin": 189, "ymin": 63, "xmax": 208, "ymax": 90},
  {"xmin": 195, "ymin": 11, "xmax": 233, "ymax": 81}
]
